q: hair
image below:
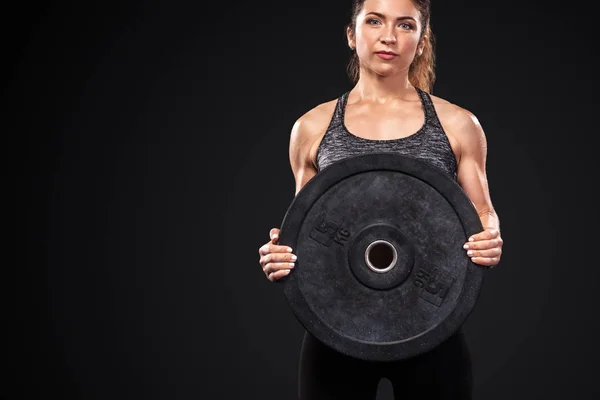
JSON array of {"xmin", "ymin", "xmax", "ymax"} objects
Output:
[{"xmin": 346, "ymin": 0, "xmax": 436, "ymax": 93}]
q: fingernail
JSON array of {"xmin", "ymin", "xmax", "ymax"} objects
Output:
[
  {"xmin": 289, "ymin": 263, "xmax": 295, "ymax": 267},
  {"xmin": 467, "ymin": 250, "xmax": 473, "ymax": 256},
  {"xmin": 283, "ymin": 269, "xmax": 291, "ymax": 275},
  {"xmin": 291, "ymin": 255, "xmax": 297, "ymax": 261},
  {"xmin": 287, "ymin": 247, "xmax": 293, "ymax": 252},
  {"xmin": 463, "ymin": 244, "xmax": 469, "ymax": 249},
  {"xmin": 468, "ymin": 237, "xmax": 474, "ymax": 242}
]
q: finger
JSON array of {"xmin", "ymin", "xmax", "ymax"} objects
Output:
[
  {"xmin": 261, "ymin": 252, "xmax": 297, "ymax": 268},
  {"xmin": 258, "ymin": 243, "xmax": 271, "ymax": 256},
  {"xmin": 264, "ymin": 261, "xmax": 295, "ymax": 275},
  {"xmin": 268, "ymin": 268, "xmax": 293, "ymax": 281},
  {"xmin": 466, "ymin": 248, "xmax": 502, "ymax": 259},
  {"xmin": 259, "ymin": 244, "xmax": 295, "ymax": 257},
  {"xmin": 471, "ymin": 256, "xmax": 500, "ymax": 268},
  {"xmin": 464, "ymin": 238, "xmax": 503, "ymax": 251},
  {"xmin": 467, "ymin": 228, "xmax": 499, "ymax": 243}
]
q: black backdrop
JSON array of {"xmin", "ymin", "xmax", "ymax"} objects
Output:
[{"xmin": 12, "ymin": 0, "xmax": 600, "ymax": 399}]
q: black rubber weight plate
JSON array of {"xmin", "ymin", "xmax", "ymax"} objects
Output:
[{"xmin": 278, "ymin": 153, "xmax": 485, "ymax": 362}]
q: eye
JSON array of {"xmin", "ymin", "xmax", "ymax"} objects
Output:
[
  {"xmin": 366, "ymin": 18, "xmax": 381, "ymax": 25},
  {"xmin": 399, "ymin": 22, "xmax": 413, "ymax": 30}
]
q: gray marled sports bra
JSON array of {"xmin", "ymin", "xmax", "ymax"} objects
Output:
[{"xmin": 315, "ymin": 87, "xmax": 458, "ymax": 180}]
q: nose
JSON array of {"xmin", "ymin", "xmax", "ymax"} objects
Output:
[{"xmin": 380, "ymin": 35, "xmax": 397, "ymax": 45}]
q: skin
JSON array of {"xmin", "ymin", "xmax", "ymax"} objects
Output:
[{"xmin": 259, "ymin": 0, "xmax": 503, "ymax": 281}]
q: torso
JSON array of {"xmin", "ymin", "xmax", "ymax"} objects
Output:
[{"xmin": 305, "ymin": 87, "xmax": 462, "ymax": 179}]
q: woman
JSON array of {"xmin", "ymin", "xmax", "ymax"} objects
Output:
[{"xmin": 258, "ymin": 0, "xmax": 503, "ymax": 398}]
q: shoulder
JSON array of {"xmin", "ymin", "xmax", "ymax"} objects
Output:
[
  {"xmin": 428, "ymin": 93, "xmax": 483, "ymax": 132},
  {"xmin": 289, "ymin": 97, "xmax": 339, "ymax": 167},
  {"xmin": 428, "ymin": 93, "xmax": 486, "ymax": 150},
  {"xmin": 290, "ymin": 98, "xmax": 338, "ymax": 143},
  {"xmin": 288, "ymin": 97, "xmax": 340, "ymax": 189}
]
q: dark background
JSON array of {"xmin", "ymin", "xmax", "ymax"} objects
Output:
[{"xmin": 11, "ymin": 0, "xmax": 599, "ymax": 399}]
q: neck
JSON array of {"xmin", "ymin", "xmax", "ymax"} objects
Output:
[{"xmin": 353, "ymin": 69, "xmax": 415, "ymax": 103}]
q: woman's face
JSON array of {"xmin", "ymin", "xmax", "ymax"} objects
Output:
[{"xmin": 348, "ymin": 0, "xmax": 424, "ymax": 78}]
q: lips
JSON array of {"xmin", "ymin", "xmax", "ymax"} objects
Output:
[{"xmin": 376, "ymin": 51, "xmax": 397, "ymax": 60}]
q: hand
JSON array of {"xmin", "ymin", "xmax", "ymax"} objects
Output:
[
  {"xmin": 258, "ymin": 228, "xmax": 297, "ymax": 281},
  {"xmin": 463, "ymin": 228, "xmax": 503, "ymax": 268}
]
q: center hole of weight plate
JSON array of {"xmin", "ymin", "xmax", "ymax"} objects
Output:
[{"xmin": 365, "ymin": 240, "xmax": 397, "ymax": 273}]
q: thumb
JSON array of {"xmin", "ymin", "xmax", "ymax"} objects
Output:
[{"xmin": 270, "ymin": 228, "xmax": 280, "ymax": 243}]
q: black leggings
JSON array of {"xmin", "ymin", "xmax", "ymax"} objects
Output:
[{"xmin": 298, "ymin": 329, "xmax": 473, "ymax": 399}]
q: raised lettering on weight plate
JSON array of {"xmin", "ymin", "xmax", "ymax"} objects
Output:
[
  {"xmin": 413, "ymin": 268, "xmax": 454, "ymax": 307},
  {"xmin": 309, "ymin": 211, "xmax": 349, "ymax": 248}
]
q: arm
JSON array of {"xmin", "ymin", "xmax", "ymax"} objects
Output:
[
  {"xmin": 454, "ymin": 109, "xmax": 500, "ymax": 231},
  {"xmin": 289, "ymin": 103, "xmax": 334, "ymax": 195},
  {"xmin": 449, "ymin": 108, "xmax": 503, "ymax": 268},
  {"xmin": 258, "ymin": 112, "xmax": 322, "ymax": 283}
]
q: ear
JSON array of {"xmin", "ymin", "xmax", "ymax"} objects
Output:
[
  {"xmin": 416, "ymin": 35, "xmax": 427, "ymax": 56},
  {"xmin": 346, "ymin": 26, "xmax": 355, "ymax": 49}
]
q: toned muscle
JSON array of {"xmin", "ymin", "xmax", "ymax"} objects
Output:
[
  {"xmin": 290, "ymin": 91, "xmax": 495, "ymax": 221},
  {"xmin": 429, "ymin": 94, "xmax": 496, "ymax": 218},
  {"xmin": 289, "ymin": 99, "xmax": 338, "ymax": 195}
]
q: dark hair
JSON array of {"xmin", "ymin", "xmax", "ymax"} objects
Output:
[{"xmin": 346, "ymin": 0, "xmax": 436, "ymax": 93}]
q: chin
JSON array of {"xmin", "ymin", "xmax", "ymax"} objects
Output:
[
  {"xmin": 372, "ymin": 67, "xmax": 402, "ymax": 78},
  {"xmin": 365, "ymin": 62, "xmax": 403, "ymax": 78}
]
